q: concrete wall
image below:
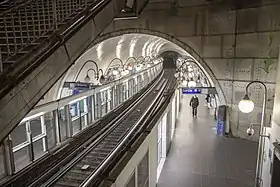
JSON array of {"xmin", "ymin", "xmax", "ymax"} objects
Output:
[
  {"xmin": 100, "ymin": 0, "xmax": 280, "ymax": 140},
  {"xmin": 262, "ymin": 48, "xmax": 280, "ymax": 187},
  {"xmin": 113, "ymin": 122, "xmax": 157, "ymax": 187}
]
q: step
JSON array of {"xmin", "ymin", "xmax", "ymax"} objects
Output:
[
  {"xmin": 0, "ymin": 30, "xmax": 51, "ymax": 38},
  {"xmin": 0, "ymin": 30, "xmax": 52, "ymax": 38},
  {"xmin": 2, "ymin": 10, "xmax": 79, "ymax": 21},
  {"xmin": 0, "ymin": 24, "xmax": 48, "ymax": 30},
  {"xmin": 0, "ymin": 37, "xmax": 47, "ymax": 51},
  {"xmin": 1, "ymin": 50, "xmax": 29, "ymax": 61},
  {"xmin": 1, "ymin": 44, "xmax": 38, "ymax": 55},
  {"xmin": 0, "ymin": 39, "xmax": 46, "ymax": 62},
  {"xmin": 2, "ymin": 17, "xmax": 55, "ymax": 23},
  {"xmin": 2, "ymin": 62, "xmax": 14, "ymax": 72}
]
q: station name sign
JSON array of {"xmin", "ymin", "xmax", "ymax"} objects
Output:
[
  {"xmin": 182, "ymin": 88, "xmax": 202, "ymax": 94},
  {"xmin": 63, "ymin": 82, "xmax": 90, "ymax": 89}
]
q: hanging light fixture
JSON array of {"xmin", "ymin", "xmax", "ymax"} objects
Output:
[
  {"xmin": 174, "ymin": 72, "xmax": 180, "ymax": 78},
  {"xmin": 135, "ymin": 65, "xmax": 142, "ymax": 71},
  {"xmin": 182, "ymin": 63, "xmax": 187, "ymax": 69},
  {"xmin": 127, "ymin": 65, "xmax": 133, "ymax": 70},
  {"xmin": 121, "ymin": 69, "xmax": 130, "ymax": 76},
  {"xmin": 84, "ymin": 74, "xmax": 91, "ymax": 82},
  {"xmin": 188, "ymin": 78, "xmax": 196, "ymax": 87},
  {"xmin": 238, "ymin": 94, "xmax": 255, "ymax": 113},
  {"xmin": 112, "ymin": 69, "xmax": 119, "ymax": 75},
  {"xmin": 182, "ymin": 80, "xmax": 188, "ymax": 87}
]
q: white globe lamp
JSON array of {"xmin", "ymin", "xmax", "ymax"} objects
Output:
[
  {"xmin": 174, "ymin": 72, "xmax": 179, "ymax": 78},
  {"xmin": 188, "ymin": 80, "xmax": 196, "ymax": 87},
  {"xmin": 112, "ymin": 69, "xmax": 119, "ymax": 76},
  {"xmin": 182, "ymin": 80, "xmax": 188, "ymax": 87},
  {"xmin": 135, "ymin": 65, "xmax": 141, "ymax": 71},
  {"xmin": 238, "ymin": 94, "xmax": 254, "ymax": 113},
  {"xmin": 120, "ymin": 70, "xmax": 128, "ymax": 76},
  {"xmin": 182, "ymin": 64, "xmax": 187, "ymax": 69},
  {"xmin": 127, "ymin": 65, "xmax": 133, "ymax": 71}
]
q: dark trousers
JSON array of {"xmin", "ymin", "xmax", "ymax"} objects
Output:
[{"xmin": 192, "ymin": 107, "xmax": 198, "ymax": 116}]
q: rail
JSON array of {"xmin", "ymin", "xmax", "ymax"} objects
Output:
[
  {"xmin": 37, "ymin": 68, "xmax": 165, "ymax": 187},
  {"xmin": 93, "ymin": 71, "xmax": 177, "ymax": 187},
  {"xmin": 81, "ymin": 77, "xmax": 167, "ymax": 187},
  {"xmin": 2, "ymin": 63, "xmax": 162, "ymax": 187}
]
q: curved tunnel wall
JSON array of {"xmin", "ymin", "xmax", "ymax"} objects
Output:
[
  {"xmin": 97, "ymin": 0, "xmax": 280, "ymax": 140},
  {"xmin": 41, "ymin": 32, "xmax": 225, "ymax": 107},
  {"xmin": 92, "ymin": 29, "xmax": 227, "ymax": 106}
]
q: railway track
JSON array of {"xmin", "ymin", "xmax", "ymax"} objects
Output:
[
  {"xmin": 37, "ymin": 71, "xmax": 175, "ymax": 187},
  {"xmin": 96, "ymin": 71, "xmax": 177, "ymax": 187},
  {"xmin": 2, "ymin": 71, "xmax": 163, "ymax": 187},
  {"xmin": 2, "ymin": 69, "xmax": 176, "ymax": 187}
]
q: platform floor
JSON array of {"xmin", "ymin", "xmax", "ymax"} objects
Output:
[{"xmin": 157, "ymin": 95, "xmax": 258, "ymax": 187}]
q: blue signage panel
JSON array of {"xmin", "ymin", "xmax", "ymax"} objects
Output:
[
  {"xmin": 182, "ymin": 88, "xmax": 201, "ymax": 94},
  {"xmin": 63, "ymin": 82, "xmax": 90, "ymax": 89}
]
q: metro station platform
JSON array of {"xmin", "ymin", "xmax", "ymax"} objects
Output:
[{"xmin": 158, "ymin": 95, "xmax": 258, "ymax": 187}]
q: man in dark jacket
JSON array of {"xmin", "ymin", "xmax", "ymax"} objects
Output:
[{"xmin": 190, "ymin": 95, "xmax": 199, "ymax": 117}]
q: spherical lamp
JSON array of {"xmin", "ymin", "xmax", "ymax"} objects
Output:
[
  {"xmin": 135, "ymin": 65, "xmax": 141, "ymax": 71},
  {"xmin": 127, "ymin": 65, "xmax": 133, "ymax": 71},
  {"xmin": 112, "ymin": 69, "xmax": 119, "ymax": 76},
  {"xmin": 182, "ymin": 80, "xmax": 188, "ymax": 87},
  {"xmin": 182, "ymin": 64, "xmax": 187, "ymax": 69},
  {"xmin": 238, "ymin": 94, "xmax": 254, "ymax": 113},
  {"xmin": 188, "ymin": 80, "xmax": 196, "ymax": 87},
  {"xmin": 174, "ymin": 72, "xmax": 179, "ymax": 78},
  {"xmin": 121, "ymin": 69, "xmax": 129, "ymax": 76}
]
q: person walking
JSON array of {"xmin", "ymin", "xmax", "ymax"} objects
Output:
[
  {"xmin": 205, "ymin": 94, "xmax": 211, "ymax": 108},
  {"xmin": 190, "ymin": 95, "xmax": 199, "ymax": 117}
]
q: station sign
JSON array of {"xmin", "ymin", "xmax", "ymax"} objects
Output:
[
  {"xmin": 182, "ymin": 88, "xmax": 201, "ymax": 94},
  {"xmin": 63, "ymin": 82, "xmax": 93, "ymax": 89}
]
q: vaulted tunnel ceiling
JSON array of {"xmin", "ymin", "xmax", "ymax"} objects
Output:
[
  {"xmin": 42, "ymin": 33, "xmax": 214, "ymax": 102},
  {"xmin": 64, "ymin": 33, "xmax": 190, "ymax": 83}
]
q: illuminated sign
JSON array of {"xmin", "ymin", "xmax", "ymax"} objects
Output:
[{"xmin": 182, "ymin": 88, "xmax": 201, "ymax": 94}]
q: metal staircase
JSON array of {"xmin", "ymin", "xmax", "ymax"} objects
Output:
[
  {"xmin": 0, "ymin": 0, "xmax": 148, "ymax": 144},
  {"xmin": 0, "ymin": 0, "xmax": 126, "ymax": 143},
  {"xmin": 0, "ymin": 0, "xmax": 96, "ymax": 72}
]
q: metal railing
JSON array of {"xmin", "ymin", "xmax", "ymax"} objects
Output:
[{"xmin": 0, "ymin": 0, "xmax": 96, "ymax": 70}]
